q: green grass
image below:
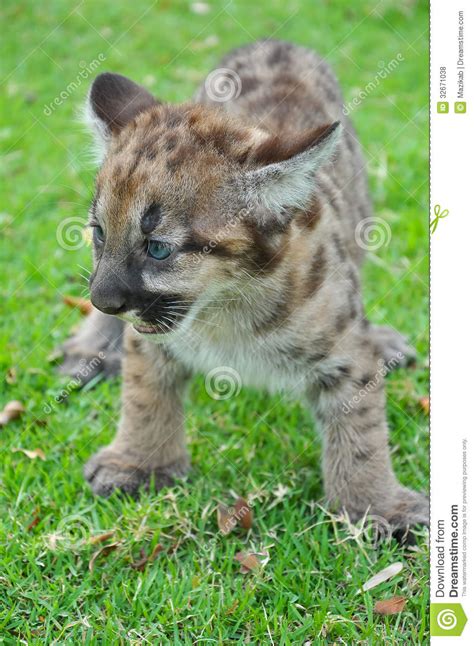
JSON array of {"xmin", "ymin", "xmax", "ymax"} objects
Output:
[{"xmin": 0, "ymin": 0, "xmax": 429, "ymax": 643}]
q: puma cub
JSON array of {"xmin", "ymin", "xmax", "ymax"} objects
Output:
[{"xmin": 62, "ymin": 40, "xmax": 427, "ymax": 532}]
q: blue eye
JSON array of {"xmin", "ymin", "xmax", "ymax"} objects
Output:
[
  {"xmin": 93, "ymin": 225, "xmax": 105, "ymax": 244},
  {"xmin": 148, "ymin": 240, "xmax": 172, "ymax": 260}
]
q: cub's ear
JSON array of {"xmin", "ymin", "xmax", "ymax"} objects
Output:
[
  {"xmin": 241, "ymin": 122, "xmax": 341, "ymax": 215},
  {"xmin": 85, "ymin": 72, "xmax": 159, "ymax": 161}
]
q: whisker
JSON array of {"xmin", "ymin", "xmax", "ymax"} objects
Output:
[
  {"xmin": 170, "ymin": 311, "xmax": 223, "ymax": 329},
  {"xmin": 164, "ymin": 314, "xmax": 204, "ymax": 343},
  {"xmin": 170, "ymin": 305, "xmax": 225, "ymax": 314},
  {"xmin": 158, "ymin": 317, "xmax": 173, "ymax": 334},
  {"xmin": 170, "ymin": 298, "xmax": 238, "ymax": 305}
]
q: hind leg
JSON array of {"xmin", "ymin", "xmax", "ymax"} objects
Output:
[
  {"xmin": 370, "ymin": 324, "xmax": 416, "ymax": 370},
  {"xmin": 308, "ymin": 330, "xmax": 428, "ymax": 534},
  {"xmin": 58, "ymin": 308, "xmax": 125, "ymax": 385}
]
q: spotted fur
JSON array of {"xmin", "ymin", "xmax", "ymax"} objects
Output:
[{"xmin": 62, "ymin": 40, "xmax": 426, "ymax": 533}]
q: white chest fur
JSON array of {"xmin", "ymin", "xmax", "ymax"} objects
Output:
[{"xmin": 169, "ymin": 332, "xmax": 298, "ymax": 394}]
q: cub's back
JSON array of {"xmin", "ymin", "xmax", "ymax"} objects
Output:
[{"xmin": 195, "ymin": 40, "xmax": 372, "ymax": 266}]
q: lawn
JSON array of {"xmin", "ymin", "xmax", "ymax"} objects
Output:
[{"xmin": 0, "ymin": 0, "xmax": 429, "ymax": 643}]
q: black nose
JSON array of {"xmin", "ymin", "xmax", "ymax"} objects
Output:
[
  {"xmin": 90, "ymin": 276, "xmax": 127, "ymax": 316},
  {"xmin": 92, "ymin": 300, "xmax": 127, "ymax": 316}
]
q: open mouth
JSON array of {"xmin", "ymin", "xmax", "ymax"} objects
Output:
[
  {"xmin": 127, "ymin": 297, "xmax": 189, "ymax": 336},
  {"xmin": 132, "ymin": 322, "xmax": 167, "ymax": 335}
]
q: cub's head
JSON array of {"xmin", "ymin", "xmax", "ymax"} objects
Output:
[{"xmin": 86, "ymin": 72, "xmax": 340, "ymax": 337}]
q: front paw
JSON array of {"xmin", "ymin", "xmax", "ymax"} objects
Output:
[
  {"xmin": 345, "ymin": 487, "xmax": 429, "ymax": 544},
  {"xmin": 370, "ymin": 325, "xmax": 417, "ymax": 370},
  {"xmin": 357, "ymin": 488, "xmax": 428, "ymax": 544},
  {"xmin": 84, "ymin": 448, "xmax": 189, "ymax": 497},
  {"xmin": 58, "ymin": 346, "xmax": 121, "ymax": 385},
  {"xmin": 385, "ymin": 487, "xmax": 429, "ymax": 530}
]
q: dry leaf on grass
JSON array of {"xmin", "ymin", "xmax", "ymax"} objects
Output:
[
  {"xmin": 27, "ymin": 516, "xmax": 41, "ymax": 531},
  {"xmin": 27, "ymin": 509, "xmax": 41, "ymax": 531},
  {"xmin": 89, "ymin": 531, "xmax": 115, "ymax": 545},
  {"xmin": 217, "ymin": 497, "xmax": 253, "ymax": 535},
  {"xmin": 12, "ymin": 447, "xmax": 46, "ymax": 461},
  {"xmin": 63, "ymin": 295, "xmax": 93, "ymax": 315},
  {"xmin": 235, "ymin": 551, "xmax": 268, "ymax": 574},
  {"xmin": 234, "ymin": 497, "xmax": 253, "ymax": 529},
  {"xmin": 225, "ymin": 599, "xmax": 239, "ymax": 615},
  {"xmin": 88, "ymin": 542, "xmax": 120, "ymax": 573},
  {"xmin": 419, "ymin": 396, "xmax": 430, "ymax": 415},
  {"xmin": 374, "ymin": 596, "xmax": 407, "ymax": 615},
  {"xmin": 130, "ymin": 544, "xmax": 163, "ymax": 571},
  {"xmin": 235, "ymin": 552, "xmax": 260, "ymax": 573},
  {"xmin": 153, "ymin": 543, "xmax": 165, "ymax": 557},
  {"xmin": 217, "ymin": 504, "xmax": 237, "ymax": 535},
  {"xmin": 361, "ymin": 562, "xmax": 403, "ymax": 592},
  {"xmin": 0, "ymin": 401, "xmax": 25, "ymax": 426}
]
